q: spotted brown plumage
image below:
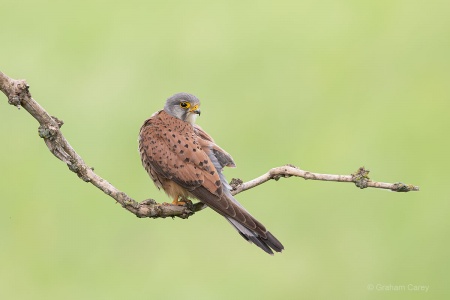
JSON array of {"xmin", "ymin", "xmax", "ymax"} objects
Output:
[{"xmin": 139, "ymin": 93, "xmax": 284, "ymax": 255}]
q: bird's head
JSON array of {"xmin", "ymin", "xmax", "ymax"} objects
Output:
[{"xmin": 164, "ymin": 92, "xmax": 201, "ymax": 124}]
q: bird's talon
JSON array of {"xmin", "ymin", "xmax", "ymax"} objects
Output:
[{"xmin": 171, "ymin": 196, "xmax": 193, "ymax": 207}]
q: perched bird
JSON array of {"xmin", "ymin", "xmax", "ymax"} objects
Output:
[{"xmin": 139, "ymin": 93, "xmax": 284, "ymax": 255}]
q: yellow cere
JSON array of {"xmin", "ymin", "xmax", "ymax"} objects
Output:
[{"xmin": 189, "ymin": 104, "xmax": 199, "ymax": 112}]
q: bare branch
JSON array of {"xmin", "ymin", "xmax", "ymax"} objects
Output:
[
  {"xmin": 0, "ymin": 71, "xmax": 419, "ymax": 219},
  {"xmin": 0, "ymin": 71, "xmax": 194, "ymax": 219},
  {"xmin": 230, "ymin": 165, "xmax": 419, "ymax": 195}
]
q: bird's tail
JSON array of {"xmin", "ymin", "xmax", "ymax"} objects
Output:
[
  {"xmin": 226, "ymin": 217, "xmax": 284, "ymax": 255},
  {"xmin": 189, "ymin": 182, "xmax": 284, "ymax": 254}
]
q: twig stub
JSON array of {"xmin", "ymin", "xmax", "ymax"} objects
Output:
[{"xmin": 352, "ymin": 167, "xmax": 371, "ymax": 189}]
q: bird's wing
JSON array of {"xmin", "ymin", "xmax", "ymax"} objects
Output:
[
  {"xmin": 140, "ymin": 110, "xmax": 220, "ymax": 193},
  {"xmin": 140, "ymin": 111, "xmax": 263, "ymax": 233},
  {"xmin": 194, "ymin": 124, "xmax": 236, "ymax": 169},
  {"xmin": 192, "ymin": 124, "xmax": 284, "ymax": 253}
]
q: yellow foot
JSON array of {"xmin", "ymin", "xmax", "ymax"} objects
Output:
[{"xmin": 171, "ymin": 197, "xmax": 192, "ymax": 206}]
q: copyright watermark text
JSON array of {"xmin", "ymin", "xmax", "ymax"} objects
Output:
[{"xmin": 367, "ymin": 283, "xmax": 429, "ymax": 292}]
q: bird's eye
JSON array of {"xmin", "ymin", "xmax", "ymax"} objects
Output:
[{"xmin": 180, "ymin": 102, "xmax": 190, "ymax": 109}]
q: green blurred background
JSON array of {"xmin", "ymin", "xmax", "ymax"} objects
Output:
[{"xmin": 1, "ymin": 0, "xmax": 448, "ymax": 299}]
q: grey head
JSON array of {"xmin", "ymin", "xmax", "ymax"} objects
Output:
[{"xmin": 164, "ymin": 92, "xmax": 201, "ymax": 124}]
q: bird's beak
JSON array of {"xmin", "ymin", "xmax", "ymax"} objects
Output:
[{"xmin": 189, "ymin": 104, "xmax": 201, "ymax": 116}]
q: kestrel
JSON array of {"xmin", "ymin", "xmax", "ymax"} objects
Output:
[{"xmin": 139, "ymin": 93, "xmax": 284, "ymax": 255}]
